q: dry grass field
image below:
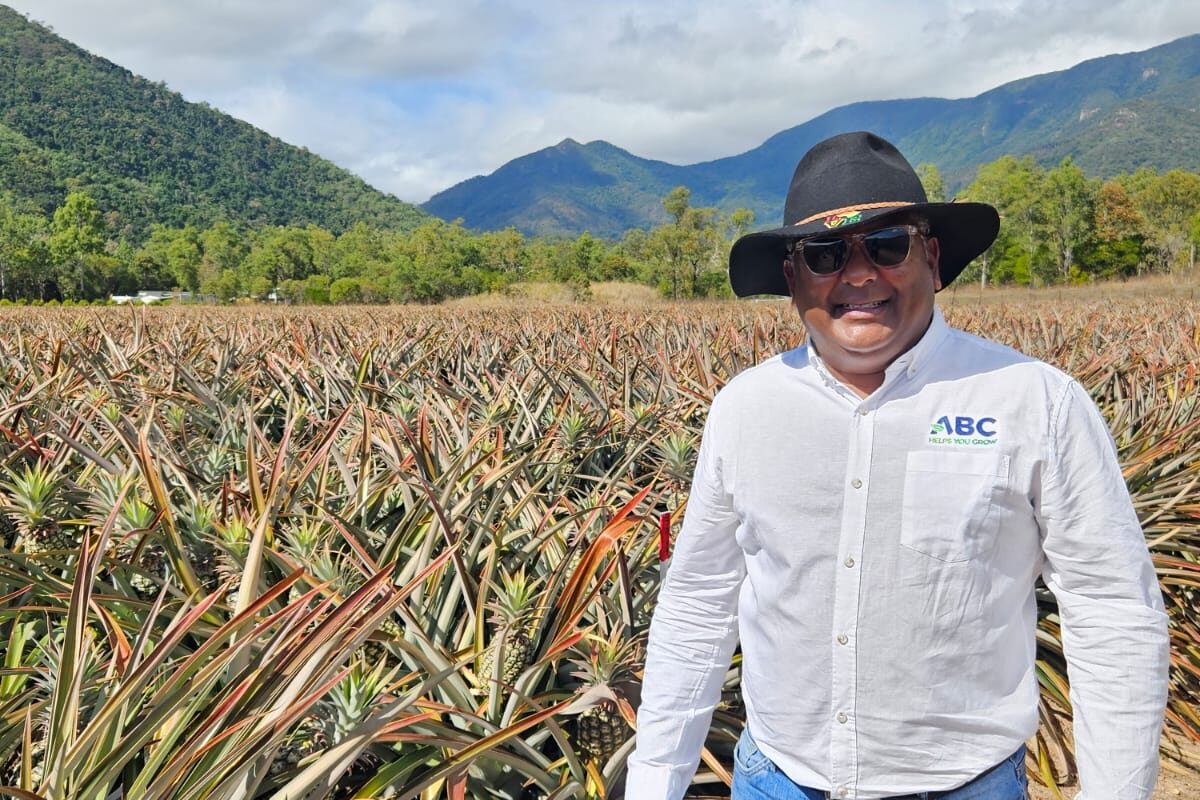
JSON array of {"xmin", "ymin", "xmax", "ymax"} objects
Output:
[{"xmin": 0, "ymin": 276, "xmax": 1196, "ymax": 798}]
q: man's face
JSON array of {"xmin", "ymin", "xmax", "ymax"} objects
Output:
[{"xmin": 783, "ymin": 220, "xmax": 941, "ymax": 393}]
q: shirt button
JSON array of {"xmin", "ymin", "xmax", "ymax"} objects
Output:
[
  {"xmin": 851, "ymin": 478, "xmax": 862, "ymax": 489},
  {"xmin": 844, "ymin": 556, "xmax": 855, "ymax": 568},
  {"xmin": 858, "ymin": 408, "xmax": 869, "ymax": 416},
  {"xmin": 837, "ymin": 634, "xmax": 848, "ymax": 645},
  {"xmin": 836, "ymin": 711, "xmax": 848, "ymax": 724},
  {"xmin": 836, "ymin": 788, "xmax": 849, "ymax": 799}
]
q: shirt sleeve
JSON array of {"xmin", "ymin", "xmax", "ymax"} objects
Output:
[
  {"xmin": 625, "ymin": 400, "xmax": 746, "ymax": 800},
  {"xmin": 1037, "ymin": 379, "xmax": 1170, "ymax": 800}
]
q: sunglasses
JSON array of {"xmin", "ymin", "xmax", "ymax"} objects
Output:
[{"xmin": 788, "ymin": 224, "xmax": 928, "ymax": 276}]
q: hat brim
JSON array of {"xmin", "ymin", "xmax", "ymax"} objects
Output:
[{"xmin": 728, "ymin": 202, "xmax": 1000, "ymax": 297}]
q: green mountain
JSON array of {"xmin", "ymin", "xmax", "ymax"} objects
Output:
[
  {"xmin": 0, "ymin": 6, "xmax": 428, "ymax": 238},
  {"xmin": 422, "ymin": 138, "xmax": 688, "ymax": 238},
  {"xmin": 424, "ymin": 34, "xmax": 1200, "ymax": 238}
]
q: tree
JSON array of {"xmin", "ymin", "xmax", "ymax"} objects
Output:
[
  {"xmin": 134, "ymin": 225, "xmax": 205, "ymax": 291},
  {"xmin": 1086, "ymin": 181, "xmax": 1146, "ymax": 278},
  {"xmin": 49, "ymin": 191, "xmax": 107, "ymax": 300},
  {"xmin": 663, "ymin": 187, "xmax": 691, "ymax": 225},
  {"xmin": 962, "ymin": 156, "xmax": 1045, "ymax": 286},
  {"xmin": 648, "ymin": 188, "xmax": 727, "ymax": 298},
  {"xmin": 478, "ymin": 227, "xmax": 529, "ymax": 280},
  {"xmin": 1132, "ymin": 170, "xmax": 1200, "ymax": 273},
  {"xmin": 0, "ymin": 198, "xmax": 48, "ymax": 300},
  {"xmin": 730, "ymin": 208, "xmax": 755, "ymax": 240},
  {"xmin": 329, "ymin": 277, "xmax": 364, "ymax": 304},
  {"xmin": 569, "ymin": 232, "xmax": 605, "ymax": 282},
  {"xmin": 915, "ymin": 163, "xmax": 946, "ymax": 203},
  {"xmin": 132, "ymin": 226, "xmax": 176, "ymax": 289},
  {"xmin": 242, "ymin": 226, "xmax": 319, "ymax": 289},
  {"xmin": 1039, "ymin": 157, "xmax": 1096, "ymax": 281},
  {"xmin": 199, "ymin": 221, "xmax": 248, "ymax": 294}
]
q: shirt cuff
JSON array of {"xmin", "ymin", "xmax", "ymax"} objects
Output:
[{"xmin": 623, "ymin": 760, "xmax": 693, "ymax": 800}]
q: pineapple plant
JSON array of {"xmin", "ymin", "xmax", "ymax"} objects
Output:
[
  {"xmin": 281, "ymin": 536, "xmax": 403, "ymax": 665},
  {"xmin": 198, "ymin": 441, "xmax": 237, "ymax": 488},
  {"xmin": 0, "ymin": 295, "xmax": 1195, "ymax": 799},
  {"xmin": 477, "ymin": 568, "xmax": 540, "ymax": 692},
  {"xmin": 569, "ymin": 631, "xmax": 644, "ymax": 766},
  {"xmin": 2, "ymin": 463, "xmax": 76, "ymax": 555},
  {"xmin": 655, "ymin": 429, "xmax": 696, "ymax": 493},
  {"xmin": 280, "ymin": 517, "xmax": 327, "ymax": 602},
  {"xmin": 177, "ymin": 497, "xmax": 220, "ymax": 591},
  {"xmin": 552, "ymin": 409, "xmax": 591, "ymax": 463},
  {"xmin": 84, "ymin": 469, "xmax": 164, "ymax": 595},
  {"xmin": 321, "ymin": 658, "xmax": 391, "ymax": 745},
  {"xmin": 213, "ymin": 515, "xmax": 253, "ymax": 586}
]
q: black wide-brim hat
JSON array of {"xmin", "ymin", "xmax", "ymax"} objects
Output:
[{"xmin": 729, "ymin": 131, "xmax": 1000, "ymax": 297}]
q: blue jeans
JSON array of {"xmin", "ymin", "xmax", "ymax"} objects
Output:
[{"xmin": 731, "ymin": 728, "xmax": 1028, "ymax": 799}]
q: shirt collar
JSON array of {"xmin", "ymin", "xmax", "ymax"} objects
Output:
[{"xmin": 883, "ymin": 305, "xmax": 949, "ymax": 382}]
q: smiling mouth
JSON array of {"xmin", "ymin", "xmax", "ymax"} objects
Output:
[{"xmin": 835, "ymin": 299, "xmax": 888, "ymax": 313}]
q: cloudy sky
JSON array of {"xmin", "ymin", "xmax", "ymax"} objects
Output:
[{"xmin": 8, "ymin": 1, "xmax": 1200, "ymax": 203}]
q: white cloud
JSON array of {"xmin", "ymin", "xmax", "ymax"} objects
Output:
[{"xmin": 7, "ymin": 0, "xmax": 1200, "ymax": 202}]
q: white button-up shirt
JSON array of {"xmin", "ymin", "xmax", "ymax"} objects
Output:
[{"xmin": 627, "ymin": 309, "xmax": 1168, "ymax": 800}]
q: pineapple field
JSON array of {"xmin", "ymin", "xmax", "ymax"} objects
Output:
[{"xmin": 0, "ymin": 293, "xmax": 1197, "ymax": 799}]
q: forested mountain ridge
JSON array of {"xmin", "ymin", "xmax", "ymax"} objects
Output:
[
  {"xmin": 0, "ymin": 6, "xmax": 428, "ymax": 239},
  {"xmin": 423, "ymin": 138, "xmax": 687, "ymax": 239},
  {"xmin": 424, "ymin": 34, "xmax": 1200, "ymax": 237}
]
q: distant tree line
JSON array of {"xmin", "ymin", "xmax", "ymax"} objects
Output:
[
  {"xmin": 2, "ymin": 157, "xmax": 1199, "ymax": 304},
  {"xmin": 944, "ymin": 156, "xmax": 1200, "ymax": 287},
  {"xmin": 0, "ymin": 185, "xmax": 749, "ymax": 303}
]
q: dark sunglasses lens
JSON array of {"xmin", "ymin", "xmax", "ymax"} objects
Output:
[
  {"xmin": 800, "ymin": 238, "xmax": 847, "ymax": 275},
  {"xmin": 863, "ymin": 227, "xmax": 912, "ymax": 266}
]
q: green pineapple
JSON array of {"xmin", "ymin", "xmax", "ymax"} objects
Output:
[
  {"xmin": 477, "ymin": 569, "xmax": 540, "ymax": 692},
  {"xmin": 2, "ymin": 463, "xmax": 76, "ymax": 555},
  {"xmin": 569, "ymin": 632, "xmax": 643, "ymax": 765}
]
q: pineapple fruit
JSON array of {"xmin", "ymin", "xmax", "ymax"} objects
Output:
[
  {"xmin": 477, "ymin": 568, "xmax": 540, "ymax": 692},
  {"xmin": 569, "ymin": 632, "xmax": 643, "ymax": 765}
]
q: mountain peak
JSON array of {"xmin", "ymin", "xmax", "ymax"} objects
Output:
[{"xmin": 424, "ymin": 34, "xmax": 1200, "ymax": 238}]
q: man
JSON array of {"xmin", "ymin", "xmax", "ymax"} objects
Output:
[{"xmin": 626, "ymin": 132, "xmax": 1168, "ymax": 800}]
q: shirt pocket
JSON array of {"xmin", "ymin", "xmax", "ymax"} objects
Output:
[{"xmin": 900, "ymin": 450, "xmax": 1010, "ymax": 563}]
